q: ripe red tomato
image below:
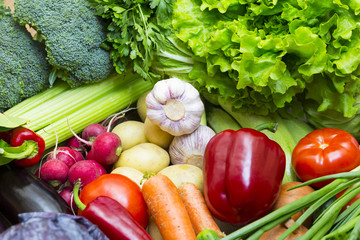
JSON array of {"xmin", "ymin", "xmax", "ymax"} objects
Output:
[
  {"xmin": 336, "ymin": 191, "xmax": 360, "ymax": 212},
  {"xmin": 79, "ymin": 173, "xmax": 149, "ymax": 229},
  {"xmin": 292, "ymin": 128, "xmax": 360, "ymax": 189}
]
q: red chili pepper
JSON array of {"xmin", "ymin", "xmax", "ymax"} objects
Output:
[
  {"xmin": 203, "ymin": 124, "xmax": 286, "ymax": 226},
  {"xmin": 0, "ymin": 131, "xmax": 11, "ymax": 143},
  {"xmin": 0, "ymin": 127, "xmax": 45, "ymax": 167},
  {"xmin": 73, "ymin": 182, "xmax": 152, "ymax": 240},
  {"xmin": 292, "ymin": 128, "xmax": 360, "ymax": 189},
  {"xmin": 78, "ymin": 173, "xmax": 149, "ymax": 229}
]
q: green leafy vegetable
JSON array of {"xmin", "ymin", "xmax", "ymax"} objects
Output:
[
  {"xmin": 88, "ymin": 0, "xmax": 360, "ymax": 116},
  {"xmin": 13, "ymin": 0, "xmax": 113, "ymax": 88},
  {"xmin": 88, "ymin": 0, "xmax": 175, "ymax": 80},
  {"xmin": 171, "ymin": 0, "xmax": 360, "ymax": 116},
  {"xmin": 0, "ymin": 3, "xmax": 51, "ymax": 111}
]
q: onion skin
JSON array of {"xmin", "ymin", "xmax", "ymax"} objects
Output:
[
  {"xmin": 259, "ymin": 220, "xmax": 308, "ymax": 240},
  {"xmin": 272, "ymin": 181, "xmax": 314, "ymax": 227}
]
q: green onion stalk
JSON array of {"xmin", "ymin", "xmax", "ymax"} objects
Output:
[
  {"xmin": 4, "ymin": 71, "xmax": 153, "ymax": 149},
  {"xmin": 222, "ymin": 165, "xmax": 360, "ymax": 240}
]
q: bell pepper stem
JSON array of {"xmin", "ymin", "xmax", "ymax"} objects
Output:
[
  {"xmin": 73, "ymin": 179, "xmax": 86, "ymax": 212},
  {"xmin": 253, "ymin": 122, "xmax": 278, "ymax": 133},
  {"xmin": 0, "ymin": 140, "xmax": 37, "ymax": 160}
]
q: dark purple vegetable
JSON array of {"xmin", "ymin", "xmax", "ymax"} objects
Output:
[
  {"xmin": 0, "ymin": 164, "xmax": 70, "ymax": 224},
  {"xmin": 0, "ymin": 212, "xmax": 12, "ymax": 234},
  {"xmin": 0, "ymin": 212, "xmax": 109, "ymax": 240}
]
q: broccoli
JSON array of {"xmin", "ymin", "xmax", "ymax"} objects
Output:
[
  {"xmin": 13, "ymin": 0, "xmax": 113, "ymax": 87},
  {"xmin": 0, "ymin": 6, "xmax": 51, "ymax": 111}
]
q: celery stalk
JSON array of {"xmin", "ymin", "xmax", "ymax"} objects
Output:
[
  {"xmin": 5, "ymin": 81, "xmax": 70, "ymax": 116},
  {"xmin": 5, "ymin": 72, "xmax": 153, "ymax": 149},
  {"xmin": 6, "ymin": 73, "xmax": 136, "ymax": 131}
]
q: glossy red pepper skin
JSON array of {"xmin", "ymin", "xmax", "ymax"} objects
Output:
[
  {"xmin": 79, "ymin": 196, "xmax": 152, "ymax": 240},
  {"xmin": 203, "ymin": 128, "xmax": 286, "ymax": 225},
  {"xmin": 10, "ymin": 127, "xmax": 45, "ymax": 167}
]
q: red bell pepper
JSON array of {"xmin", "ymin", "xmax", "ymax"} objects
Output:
[
  {"xmin": 73, "ymin": 182, "xmax": 152, "ymax": 240},
  {"xmin": 203, "ymin": 124, "xmax": 286, "ymax": 226},
  {"xmin": 292, "ymin": 128, "xmax": 360, "ymax": 189},
  {"xmin": 0, "ymin": 127, "xmax": 45, "ymax": 167}
]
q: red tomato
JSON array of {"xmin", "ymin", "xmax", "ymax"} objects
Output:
[
  {"xmin": 336, "ymin": 191, "xmax": 360, "ymax": 212},
  {"xmin": 292, "ymin": 128, "xmax": 360, "ymax": 189},
  {"xmin": 79, "ymin": 173, "xmax": 149, "ymax": 229}
]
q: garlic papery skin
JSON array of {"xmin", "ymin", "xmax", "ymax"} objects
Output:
[
  {"xmin": 146, "ymin": 77, "xmax": 205, "ymax": 136},
  {"xmin": 169, "ymin": 125, "xmax": 216, "ymax": 169}
]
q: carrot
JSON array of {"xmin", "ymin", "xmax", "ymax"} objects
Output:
[
  {"xmin": 141, "ymin": 174, "xmax": 197, "ymax": 240},
  {"xmin": 178, "ymin": 182, "xmax": 225, "ymax": 237}
]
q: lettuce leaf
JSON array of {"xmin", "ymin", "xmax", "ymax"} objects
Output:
[{"xmin": 171, "ymin": 0, "xmax": 360, "ymax": 116}]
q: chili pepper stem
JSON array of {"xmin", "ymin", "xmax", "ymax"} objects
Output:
[
  {"xmin": 0, "ymin": 141, "xmax": 37, "ymax": 160},
  {"xmin": 253, "ymin": 122, "xmax": 278, "ymax": 133},
  {"xmin": 73, "ymin": 180, "xmax": 86, "ymax": 212}
]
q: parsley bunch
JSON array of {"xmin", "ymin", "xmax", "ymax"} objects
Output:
[{"xmin": 88, "ymin": 0, "xmax": 175, "ymax": 81}]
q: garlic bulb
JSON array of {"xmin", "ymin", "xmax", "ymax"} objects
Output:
[
  {"xmin": 169, "ymin": 125, "xmax": 216, "ymax": 169},
  {"xmin": 146, "ymin": 78, "xmax": 204, "ymax": 136}
]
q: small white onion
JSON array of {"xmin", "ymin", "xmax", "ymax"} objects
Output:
[{"xmin": 169, "ymin": 125, "xmax": 216, "ymax": 169}]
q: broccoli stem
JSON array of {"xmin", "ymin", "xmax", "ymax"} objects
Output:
[{"xmin": 4, "ymin": 72, "xmax": 153, "ymax": 149}]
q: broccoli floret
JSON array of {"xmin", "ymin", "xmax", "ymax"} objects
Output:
[
  {"xmin": 0, "ymin": 9, "xmax": 51, "ymax": 111},
  {"xmin": 13, "ymin": 0, "xmax": 113, "ymax": 87}
]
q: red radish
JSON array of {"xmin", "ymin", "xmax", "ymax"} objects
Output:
[
  {"xmin": 67, "ymin": 136, "xmax": 86, "ymax": 152},
  {"xmin": 47, "ymin": 146, "xmax": 77, "ymax": 168},
  {"xmin": 86, "ymin": 149, "xmax": 95, "ymax": 160},
  {"xmin": 59, "ymin": 186, "xmax": 78, "ymax": 212},
  {"xmin": 72, "ymin": 150, "xmax": 85, "ymax": 162},
  {"xmin": 38, "ymin": 159, "xmax": 69, "ymax": 188},
  {"xmin": 91, "ymin": 132, "xmax": 122, "ymax": 166},
  {"xmin": 81, "ymin": 123, "xmax": 107, "ymax": 142},
  {"xmin": 68, "ymin": 160, "xmax": 106, "ymax": 187}
]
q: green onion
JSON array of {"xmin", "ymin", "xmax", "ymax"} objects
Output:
[
  {"xmin": 223, "ymin": 166, "xmax": 360, "ymax": 240},
  {"xmin": 4, "ymin": 72, "xmax": 153, "ymax": 149}
]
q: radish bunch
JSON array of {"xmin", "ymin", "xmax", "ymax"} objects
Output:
[{"xmin": 36, "ymin": 122, "xmax": 123, "ymax": 210}]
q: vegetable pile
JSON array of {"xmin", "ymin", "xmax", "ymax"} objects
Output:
[{"xmin": 2, "ymin": 0, "xmax": 360, "ymax": 239}]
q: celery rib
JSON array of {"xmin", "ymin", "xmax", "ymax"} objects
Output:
[
  {"xmin": 5, "ymin": 72, "xmax": 153, "ymax": 150},
  {"xmin": 36, "ymin": 76, "xmax": 153, "ymax": 149},
  {"xmin": 4, "ymin": 81, "xmax": 70, "ymax": 116},
  {"xmin": 8, "ymin": 74, "xmax": 128, "ymax": 131}
]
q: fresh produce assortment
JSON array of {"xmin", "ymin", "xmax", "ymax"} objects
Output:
[{"xmin": 2, "ymin": 0, "xmax": 360, "ymax": 239}]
